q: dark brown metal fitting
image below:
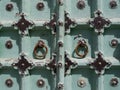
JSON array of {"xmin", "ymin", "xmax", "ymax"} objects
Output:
[
  {"xmin": 110, "ymin": 78, "xmax": 119, "ymax": 86},
  {"xmin": 44, "ymin": 13, "xmax": 57, "ymax": 34},
  {"xmin": 110, "ymin": 0, "xmax": 117, "ymax": 8},
  {"xmin": 13, "ymin": 14, "xmax": 34, "ymax": 34},
  {"xmin": 5, "ymin": 40, "xmax": 13, "ymax": 49},
  {"xmin": 6, "ymin": 4, "xmax": 13, "ymax": 11},
  {"xmin": 12, "ymin": 55, "xmax": 33, "ymax": 75},
  {"xmin": 37, "ymin": 79, "xmax": 45, "ymax": 87},
  {"xmin": 78, "ymin": 40, "xmax": 86, "ymax": 46},
  {"xmin": 77, "ymin": 0, "xmax": 85, "ymax": 9},
  {"xmin": 37, "ymin": 2, "xmax": 44, "ymax": 10},
  {"xmin": 38, "ymin": 40, "xmax": 45, "ymax": 48},
  {"xmin": 65, "ymin": 12, "xmax": 76, "ymax": 31},
  {"xmin": 5, "ymin": 79, "xmax": 13, "ymax": 87},
  {"xmin": 88, "ymin": 10, "xmax": 111, "ymax": 33},
  {"xmin": 111, "ymin": 39, "xmax": 118, "ymax": 47},
  {"xmin": 58, "ymin": 0, "xmax": 63, "ymax": 5},
  {"xmin": 58, "ymin": 41, "xmax": 63, "ymax": 47},
  {"xmin": 88, "ymin": 52, "xmax": 111, "ymax": 75}
]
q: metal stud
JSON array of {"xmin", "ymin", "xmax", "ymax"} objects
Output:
[
  {"xmin": 58, "ymin": 41, "xmax": 63, "ymax": 47},
  {"xmin": 110, "ymin": 39, "xmax": 118, "ymax": 47},
  {"xmin": 77, "ymin": 78, "xmax": 86, "ymax": 88},
  {"xmin": 5, "ymin": 79, "xmax": 13, "ymax": 87},
  {"xmin": 37, "ymin": 2, "xmax": 44, "ymax": 10},
  {"xmin": 6, "ymin": 4, "xmax": 13, "ymax": 11},
  {"xmin": 57, "ymin": 83, "xmax": 64, "ymax": 89},
  {"xmin": 110, "ymin": 78, "xmax": 119, "ymax": 86},
  {"xmin": 77, "ymin": 0, "xmax": 85, "ymax": 9},
  {"xmin": 58, "ymin": 62, "xmax": 63, "ymax": 68},
  {"xmin": 58, "ymin": 0, "xmax": 64, "ymax": 5},
  {"xmin": 5, "ymin": 40, "xmax": 13, "ymax": 49},
  {"xmin": 37, "ymin": 79, "xmax": 45, "ymax": 87},
  {"xmin": 110, "ymin": 0, "xmax": 117, "ymax": 8}
]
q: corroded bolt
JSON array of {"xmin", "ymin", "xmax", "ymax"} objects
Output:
[
  {"xmin": 111, "ymin": 39, "xmax": 118, "ymax": 47},
  {"xmin": 37, "ymin": 79, "xmax": 45, "ymax": 87},
  {"xmin": 6, "ymin": 4, "xmax": 13, "ymax": 11},
  {"xmin": 110, "ymin": 78, "xmax": 119, "ymax": 86},
  {"xmin": 5, "ymin": 40, "xmax": 13, "ymax": 49},
  {"xmin": 77, "ymin": 0, "xmax": 85, "ymax": 9},
  {"xmin": 5, "ymin": 79, "xmax": 13, "ymax": 87},
  {"xmin": 37, "ymin": 2, "xmax": 44, "ymax": 10},
  {"xmin": 110, "ymin": 0, "xmax": 117, "ymax": 8}
]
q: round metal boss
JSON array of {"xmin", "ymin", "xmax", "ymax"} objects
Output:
[
  {"xmin": 6, "ymin": 4, "xmax": 13, "ymax": 11},
  {"xmin": 37, "ymin": 79, "xmax": 45, "ymax": 87},
  {"xmin": 37, "ymin": 2, "xmax": 44, "ymax": 10},
  {"xmin": 5, "ymin": 79, "xmax": 13, "ymax": 87}
]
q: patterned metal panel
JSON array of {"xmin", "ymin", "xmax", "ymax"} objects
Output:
[{"xmin": 0, "ymin": 0, "xmax": 120, "ymax": 90}]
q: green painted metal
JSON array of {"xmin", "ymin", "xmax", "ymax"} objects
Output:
[{"xmin": 0, "ymin": 0, "xmax": 120, "ymax": 90}]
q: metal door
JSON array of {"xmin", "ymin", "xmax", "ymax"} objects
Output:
[{"xmin": 0, "ymin": 0, "xmax": 120, "ymax": 90}]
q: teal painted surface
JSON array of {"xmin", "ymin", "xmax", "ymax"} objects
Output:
[{"xmin": 0, "ymin": 0, "xmax": 120, "ymax": 90}]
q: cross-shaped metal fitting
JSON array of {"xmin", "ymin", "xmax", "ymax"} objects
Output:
[
  {"xmin": 88, "ymin": 52, "xmax": 111, "ymax": 75},
  {"xmin": 88, "ymin": 10, "xmax": 111, "ymax": 34}
]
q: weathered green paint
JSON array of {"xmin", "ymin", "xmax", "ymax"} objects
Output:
[{"xmin": 0, "ymin": 0, "xmax": 120, "ymax": 90}]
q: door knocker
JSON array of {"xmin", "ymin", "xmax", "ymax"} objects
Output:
[
  {"xmin": 75, "ymin": 39, "xmax": 88, "ymax": 58},
  {"xmin": 33, "ymin": 40, "xmax": 48, "ymax": 59}
]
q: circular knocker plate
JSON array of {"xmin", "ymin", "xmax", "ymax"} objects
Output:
[
  {"xmin": 33, "ymin": 40, "xmax": 48, "ymax": 59},
  {"xmin": 75, "ymin": 40, "xmax": 88, "ymax": 58}
]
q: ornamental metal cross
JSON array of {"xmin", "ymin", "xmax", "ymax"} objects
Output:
[{"xmin": 88, "ymin": 10, "xmax": 111, "ymax": 34}]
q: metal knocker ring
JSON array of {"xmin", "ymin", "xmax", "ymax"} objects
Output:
[
  {"xmin": 75, "ymin": 40, "xmax": 88, "ymax": 58},
  {"xmin": 33, "ymin": 40, "xmax": 48, "ymax": 59}
]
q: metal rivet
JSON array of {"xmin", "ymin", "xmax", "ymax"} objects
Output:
[
  {"xmin": 110, "ymin": 39, "xmax": 118, "ymax": 47},
  {"xmin": 77, "ymin": 79, "xmax": 86, "ymax": 88},
  {"xmin": 5, "ymin": 79, "xmax": 13, "ymax": 87},
  {"xmin": 58, "ymin": 62, "xmax": 62, "ymax": 68},
  {"xmin": 110, "ymin": 0, "xmax": 117, "ymax": 8},
  {"xmin": 58, "ymin": 41, "xmax": 63, "ymax": 47},
  {"xmin": 58, "ymin": 0, "xmax": 63, "ymax": 5},
  {"xmin": 37, "ymin": 79, "xmax": 45, "ymax": 87},
  {"xmin": 6, "ymin": 4, "xmax": 13, "ymax": 11},
  {"xmin": 37, "ymin": 2, "xmax": 44, "ymax": 10},
  {"xmin": 77, "ymin": 0, "xmax": 85, "ymax": 9},
  {"xmin": 110, "ymin": 78, "xmax": 119, "ymax": 86},
  {"xmin": 57, "ymin": 83, "xmax": 64, "ymax": 89},
  {"xmin": 58, "ymin": 21, "xmax": 64, "ymax": 26},
  {"xmin": 5, "ymin": 40, "xmax": 13, "ymax": 49}
]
